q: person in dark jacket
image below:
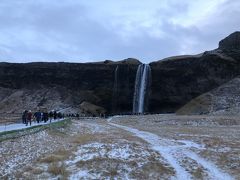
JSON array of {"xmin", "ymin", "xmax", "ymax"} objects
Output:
[
  {"xmin": 49, "ymin": 111, "xmax": 53, "ymax": 123},
  {"xmin": 26, "ymin": 110, "xmax": 32, "ymax": 126},
  {"xmin": 53, "ymin": 111, "xmax": 57, "ymax": 120},
  {"xmin": 34, "ymin": 110, "xmax": 41, "ymax": 123},
  {"xmin": 43, "ymin": 112, "xmax": 48, "ymax": 123},
  {"xmin": 22, "ymin": 110, "xmax": 28, "ymax": 124}
]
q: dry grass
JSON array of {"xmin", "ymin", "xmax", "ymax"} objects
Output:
[
  {"xmin": 103, "ymin": 168, "xmax": 118, "ymax": 177},
  {"xmin": 95, "ymin": 130, "xmax": 147, "ymax": 145},
  {"xmin": 31, "ymin": 168, "xmax": 44, "ymax": 175},
  {"xmin": 77, "ymin": 157, "xmax": 123, "ymax": 168},
  {"xmin": 48, "ymin": 162, "xmax": 69, "ymax": 178},
  {"xmin": 76, "ymin": 157, "xmax": 124, "ymax": 178},
  {"xmin": 71, "ymin": 133, "xmax": 100, "ymax": 145},
  {"xmin": 47, "ymin": 128, "xmax": 67, "ymax": 137},
  {"xmin": 13, "ymin": 166, "xmax": 36, "ymax": 180},
  {"xmin": 202, "ymin": 137, "xmax": 222, "ymax": 148},
  {"xmin": 192, "ymin": 167, "xmax": 204, "ymax": 179},
  {"xmin": 131, "ymin": 161, "xmax": 175, "ymax": 179},
  {"xmin": 116, "ymin": 131, "xmax": 147, "ymax": 143},
  {"xmin": 24, "ymin": 165, "xmax": 34, "ymax": 172},
  {"xmin": 142, "ymin": 162, "xmax": 174, "ymax": 175},
  {"xmin": 38, "ymin": 149, "xmax": 73, "ymax": 164},
  {"xmin": 39, "ymin": 154, "xmax": 66, "ymax": 164},
  {"xmin": 219, "ymin": 153, "xmax": 229, "ymax": 165}
]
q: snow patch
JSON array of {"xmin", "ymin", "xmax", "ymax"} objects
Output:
[
  {"xmin": 109, "ymin": 121, "xmax": 233, "ymax": 180},
  {"xmin": 66, "ymin": 141, "xmax": 162, "ymax": 179},
  {"xmin": 109, "ymin": 123, "xmax": 191, "ymax": 180},
  {"xmin": 184, "ymin": 151, "xmax": 233, "ymax": 180},
  {"xmin": 69, "ymin": 170, "xmax": 95, "ymax": 180}
]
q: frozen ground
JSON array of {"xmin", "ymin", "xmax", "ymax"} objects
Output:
[{"xmin": 0, "ymin": 114, "xmax": 239, "ymax": 179}]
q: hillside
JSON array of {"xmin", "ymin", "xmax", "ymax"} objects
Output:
[{"xmin": 177, "ymin": 77, "xmax": 240, "ymax": 115}]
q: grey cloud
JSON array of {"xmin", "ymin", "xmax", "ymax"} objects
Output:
[{"xmin": 0, "ymin": 0, "xmax": 239, "ymax": 63}]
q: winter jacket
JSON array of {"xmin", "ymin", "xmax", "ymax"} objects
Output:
[{"xmin": 27, "ymin": 112, "xmax": 32, "ymax": 120}]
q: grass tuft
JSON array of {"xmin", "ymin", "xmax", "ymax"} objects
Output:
[{"xmin": 48, "ymin": 162, "xmax": 69, "ymax": 178}]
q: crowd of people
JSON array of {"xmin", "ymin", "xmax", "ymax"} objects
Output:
[{"xmin": 22, "ymin": 110, "xmax": 64, "ymax": 126}]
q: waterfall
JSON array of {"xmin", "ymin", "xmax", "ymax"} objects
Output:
[
  {"xmin": 113, "ymin": 65, "xmax": 119, "ymax": 94},
  {"xmin": 112, "ymin": 65, "xmax": 119, "ymax": 112},
  {"xmin": 133, "ymin": 64, "xmax": 151, "ymax": 114}
]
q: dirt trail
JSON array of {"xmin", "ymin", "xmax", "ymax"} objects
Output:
[{"xmin": 109, "ymin": 118, "xmax": 233, "ymax": 180}]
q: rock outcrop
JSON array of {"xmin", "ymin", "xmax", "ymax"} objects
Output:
[
  {"xmin": 177, "ymin": 77, "xmax": 240, "ymax": 116},
  {"xmin": 219, "ymin": 31, "xmax": 240, "ymax": 50}
]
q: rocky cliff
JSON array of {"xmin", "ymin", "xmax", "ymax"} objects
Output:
[
  {"xmin": 149, "ymin": 31, "xmax": 240, "ymax": 113},
  {"xmin": 176, "ymin": 77, "xmax": 240, "ymax": 115},
  {"xmin": 219, "ymin": 31, "xmax": 240, "ymax": 50},
  {"xmin": 0, "ymin": 59, "xmax": 140, "ymax": 115},
  {"xmin": 0, "ymin": 32, "xmax": 240, "ymax": 115}
]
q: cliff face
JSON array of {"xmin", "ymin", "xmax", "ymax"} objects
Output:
[
  {"xmin": 149, "ymin": 53, "xmax": 240, "ymax": 113},
  {"xmin": 0, "ymin": 60, "xmax": 139, "ymax": 114},
  {"xmin": 0, "ymin": 32, "xmax": 240, "ymax": 115},
  {"xmin": 149, "ymin": 31, "xmax": 240, "ymax": 113}
]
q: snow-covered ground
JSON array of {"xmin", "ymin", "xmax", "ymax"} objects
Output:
[
  {"xmin": 1, "ymin": 114, "xmax": 239, "ymax": 179},
  {"xmin": 109, "ymin": 120, "xmax": 233, "ymax": 180}
]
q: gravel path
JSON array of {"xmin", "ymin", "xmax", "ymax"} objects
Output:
[{"xmin": 0, "ymin": 118, "xmax": 64, "ymax": 133}]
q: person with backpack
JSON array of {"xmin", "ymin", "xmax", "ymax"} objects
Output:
[{"xmin": 26, "ymin": 110, "xmax": 32, "ymax": 126}]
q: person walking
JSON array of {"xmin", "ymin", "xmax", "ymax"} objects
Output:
[
  {"xmin": 35, "ymin": 110, "xmax": 41, "ymax": 123},
  {"xmin": 22, "ymin": 110, "xmax": 28, "ymax": 124},
  {"xmin": 26, "ymin": 110, "xmax": 32, "ymax": 126},
  {"xmin": 53, "ymin": 111, "xmax": 57, "ymax": 120},
  {"xmin": 49, "ymin": 111, "xmax": 53, "ymax": 123},
  {"xmin": 43, "ymin": 112, "xmax": 48, "ymax": 123}
]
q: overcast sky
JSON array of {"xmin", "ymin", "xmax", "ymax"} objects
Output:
[{"xmin": 0, "ymin": 0, "xmax": 239, "ymax": 63}]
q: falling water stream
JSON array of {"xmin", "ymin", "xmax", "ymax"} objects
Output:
[{"xmin": 133, "ymin": 64, "xmax": 151, "ymax": 113}]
